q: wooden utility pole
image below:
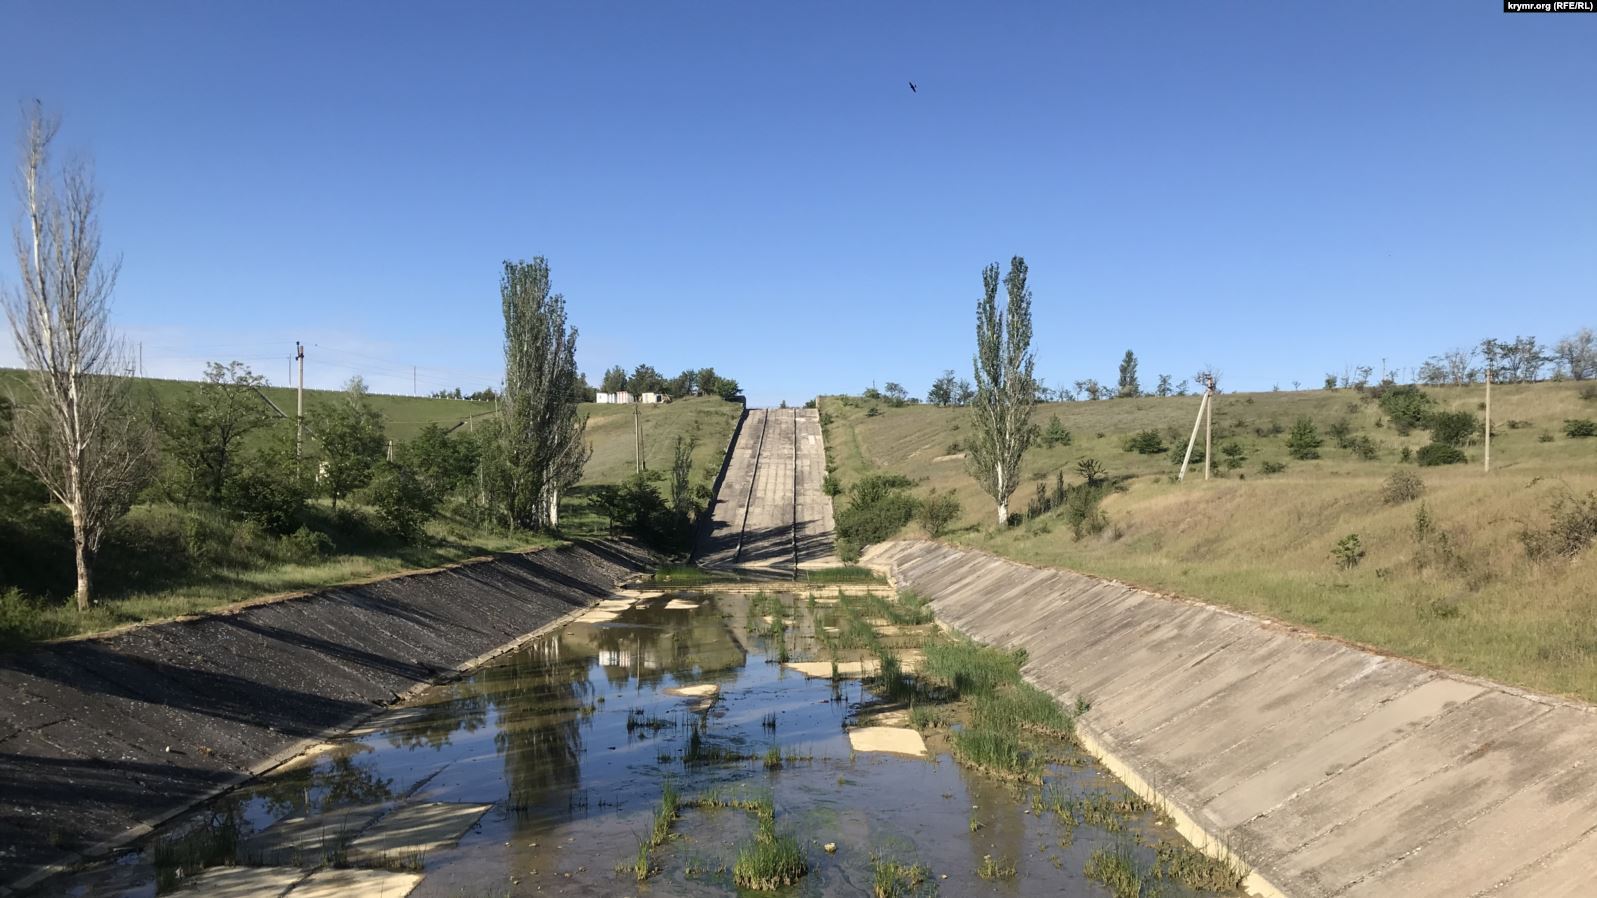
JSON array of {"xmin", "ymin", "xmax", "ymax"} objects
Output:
[
  {"xmin": 295, "ymin": 341, "xmax": 305, "ymax": 460},
  {"xmin": 1203, "ymin": 375, "xmax": 1214, "ymax": 481},
  {"xmin": 1178, "ymin": 390, "xmax": 1209, "ymax": 483},
  {"xmin": 1484, "ymin": 364, "xmax": 1492, "ymax": 473}
]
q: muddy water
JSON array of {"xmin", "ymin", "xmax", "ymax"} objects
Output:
[{"xmin": 53, "ymin": 591, "xmax": 1228, "ymax": 897}]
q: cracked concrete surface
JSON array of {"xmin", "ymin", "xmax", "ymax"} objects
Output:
[
  {"xmin": 696, "ymin": 408, "xmax": 837, "ymax": 575},
  {"xmin": 865, "ymin": 539, "xmax": 1597, "ymax": 898},
  {"xmin": 0, "ymin": 540, "xmax": 652, "ymax": 894}
]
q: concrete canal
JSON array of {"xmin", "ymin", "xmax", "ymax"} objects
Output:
[{"xmin": 53, "ymin": 585, "xmax": 1245, "ymax": 897}]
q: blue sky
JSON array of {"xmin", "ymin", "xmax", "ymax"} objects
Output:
[{"xmin": 1, "ymin": 2, "xmax": 1592, "ymax": 406}]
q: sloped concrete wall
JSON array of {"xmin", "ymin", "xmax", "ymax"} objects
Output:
[
  {"xmin": 864, "ymin": 540, "xmax": 1597, "ymax": 898},
  {"xmin": 0, "ymin": 540, "xmax": 651, "ymax": 893}
]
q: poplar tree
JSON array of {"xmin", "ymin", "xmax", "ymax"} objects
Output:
[
  {"xmin": 967, "ymin": 257, "xmax": 1038, "ymax": 526},
  {"xmin": 495, "ymin": 258, "xmax": 589, "ymax": 530},
  {"xmin": 1118, "ymin": 350, "xmax": 1141, "ymax": 398}
]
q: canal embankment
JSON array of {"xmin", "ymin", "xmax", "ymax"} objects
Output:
[
  {"xmin": 0, "ymin": 539, "xmax": 652, "ymax": 895},
  {"xmin": 864, "ymin": 539, "xmax": 1597, "ymax": 898}
]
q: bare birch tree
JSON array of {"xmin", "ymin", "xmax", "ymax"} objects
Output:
[
  {"xmin": 4, "ymin": 105, "xmax": 153, "ymax": 610},
  {"xmin": 967, "ymin": 256, "xmax": 1037, "ymax": 526}
]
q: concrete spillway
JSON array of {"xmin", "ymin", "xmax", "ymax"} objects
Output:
[{"xmin": 696, "ymin": 408, "xmax": 836, "ymax": 575}]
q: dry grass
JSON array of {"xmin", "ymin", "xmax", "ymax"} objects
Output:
[{"xmin": 821, "ymin": 382, "xmax": 1597, "ymax": 701}]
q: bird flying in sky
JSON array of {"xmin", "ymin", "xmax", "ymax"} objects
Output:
[{"xmin": 908, "ymin": 81, "xmax": 917, "ymax": 93}]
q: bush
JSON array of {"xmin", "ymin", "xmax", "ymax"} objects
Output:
[
  {"xmin": 1563, "ymin": 419, "xmax": 1597, "ymax": 438},
  {"xmin": 1331, "ymin": 534, "xmax": 1365, "ymax": 570},
  {"xmin": 1429, "ymin": 410, "xmax": 1479, "ymax": 447},
  {"xmin": 1378, "ymin": 385, "xmax": 1434, "ymax": 433},
  {"xmin": 363, "ymin": 463, "xmax": 438, "ymax": 541},
  {"xmin": 1220, "ymin": 442, "xmax": 1246, "ymax": 470},
  {"xmin": 284, "ymin": 525, "xmax": 334, "ymax": 560},
  {"xmin": 835, "ymin": 474, "xmax": 917, "ymax": 552},
  {"xmin": 222, "ymin": 432, "xmax": 309, "ymax": 535},
  {"xmin": 1346, "ymin": 435, "xmax": 1380, "ymax": 460},
  {"xmin": 916, "ymin": 490, "xmax": 961, "ymax": 538},
  {"xmin": 1520, "ymin": 491, "xmax": 1597, "ymax": 560},
  {"xmin": 1416, "ymin": 443, "xmax": 1467, "ymax": 466},
  {"xmin": 1041, "ymin": 415, "xmax": 1072, "ymax": 448},
  {"xmin": 1286, "ymin": 418, "xmax": 1322, "ymax": 460},
  {"xmin": 1259, "ymin": 460, "xmax": 1287, "ymax": 475},
  {"xmin": 1539, "ymin": 432, "xmax": 1556, "ymax": 443},
  {"xmin": 1581, "ymin": 385, "xmax": 1597, "ymax": 402},
  {"xmin": 821, "ymin": 474, "xmax": 842, "ymax": 497},
  {"xmin": 1381, "ymin": 470, "xmax": 1426, "ymax": 504},
  {"xmin": 1122, "ymin": 430, "xmax": 1166, "ymax": 454}
]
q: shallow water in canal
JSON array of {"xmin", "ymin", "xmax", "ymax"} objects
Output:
[{"xmin": 56, "ymin": 589, "xmax": 1237, "ymax": 897}]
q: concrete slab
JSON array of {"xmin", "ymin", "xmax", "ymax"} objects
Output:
[
  {"xmin": 865, "ymin": 539, "xmax": 1597, "ymax": 898},
  {"xmin": 848, "ymin": 727, "xmax": 927, "ymax": 757},
  {"xmin": 175, "ymin": 866, "xmax": 306, "ymax": 897},
  {"xmin": 287, "ymin": 868, "xmax": 423, "ymax": 898},
  {"xmin": 664, "ymin": 684, "xmax": 720, "ymax": 699},
  {"xmin": 784, "ymin": 660, "xmax": 877, "ymax": 679},
  {"xmin": 664, "ymin": 600, "xmax": 701, "ymax": 610},
  {"xmin": 348, "ymin": 801, "xmax": 490, "ymax": 862},
  {"xmin": 696, "ymin": 408, "xmax": 837, "ymax": 574},
  {"xmin": 238, "ymin": 804, "xmax": 388, "ymax": 866}
]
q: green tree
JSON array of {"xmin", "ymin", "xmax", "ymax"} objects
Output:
[
  {"xmin": 928, "ymin": 370, "xmax": 958, "ymax": 407},
  {"xmin": 364, "ymin": 461, "xmax": 437, "ymax": 540},
  {"xmin": 394, "ymin": 423, "xmax": 479, "ymax": 502},
  {"xmin": 628, "ymin": 364, "xmax": 666, "ymax": 395},
  {"xmin": 1123, "ymin": 430, "xmax": 1166, "ymax": 454},
  {"xmin": 715, "ymin": 377, "xmax": 742, "ymax": 401},
  {"xmin": 1429, "ymin": 410, "xmax": 1479, "ymax": 447},
  {"xmin": 916, "ymin": 489, "xmax": 961, "ymax": 538},
  {"xmin": 1040, "ymin": 415, "xmax": 1071, "ymax": 448},
  {"xmin": 1286, "ymin": 417, "xmax": 1323, "ymax": 460},
  {"xmin": 313, "ymin": 377, "xmax": 386, "ymax": 511},
  {"xmin": 600, "ymin": 365, "xmax": 628, "ymax": 393},
  {"xmin": 224, "ymin": 423, "xmax": 308, "ymax": 534},
  {"xmin": 1117, "ymin": 350, "xmax": 1140, "ymax": 398},
  {"xmin": 492, "ymin": 257, "xmax": 590, "ymax": 530},
  {"xmin": 967, "ymin": 257, "xmax": 1038, "ymax": 526},
  {"xmin": 162, "ymin": 361, "xmax": 276, "ymax": 503},
  {"xmin": 669, "ymin": 435, "xmax": 699, "ymax": 516},
  {"xmin": 1154, "ymin": 374, "xmax": 1173, "ymax": 397}
]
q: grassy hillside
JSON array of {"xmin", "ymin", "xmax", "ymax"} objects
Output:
[
  {"xmin": 0, "ymin": 368, "xmax": 741, "ymax": 646},
  {"xmin": 822, "ymin": 382, "xmax": 1597, "ymax": 702}
]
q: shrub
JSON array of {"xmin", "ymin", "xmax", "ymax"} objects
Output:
[
  {"xmin": 1286, "ymin": 418, "xmax": 1322, "ymax": 460},
  {"xmin": 1416, "ymin": 443, "xmax": 1467, "ymax": 466},
  {"xmin": 1332, "ymin": 533, "xmax": 1365, "ymax": 570},
  {"xmin": 363, "ymin": 463, "xmax": 437, "ymax": 540},
  {"xmin": 1400, "ymin": 446, "xmax": 1413, "ymax": 462},
  {"xmin": 1378, "ymin": 385, "xmax": 1434, "ymax": 433},
  {"xmin": 1041, "ymin": 415, "xmax": 1072, "ymax": 448},
  {"xmin": 1429, "ymin": 410, "xmax": 1480, "ymax": 447},
  {"xmin": 1346, "ymin": 435, "xmax": 1380, "ymax": 460},
  {"xmin": 1521, "ymin": 491, "xmax": 1597, "ymax": 560},
  {"xmin": 1259, "ymin": 460, "xmax": 1287, "ymax": 475},
  {"xmin": 1563, "ymin": 419, "xmax": 1597, "ymax": 438},
  {"xmin": 1381, "ymin": 471, "xmax": 1425, "ymax": 504},
  {"xmin": 1581, "ymin": 385, "xmax": 1597, "ymax": 402},
  {"xmin": 865, "ymin": 406, "xmax": 881, "ymax": 418},
  {"xmin": 1122, "ymin": 430, "xmax": 1166, "ymax": 454},
  {"xmin": 284, "ymin": 525, "xmax": 334, "ymax": 560},
  {"xmin": 1076, "ymin": 458, "xmax": 1108, "ymax": 487},
  {"xmin": 1220, "ymin": 442, "xmax": 1246, "ymax": 470},
  {"xmin": 835, "ymin": 474, "xmax": 917, "ymax": 552},
  {"xmin": 821, "ymin": 474, "xmax": 842, "ymax": 497},
  {"xmin": 1327, "ymin": 419, "xmax": 1354, "ymax": 448},
  {"xmin": 916, "ymin": 490, "xmax": 961, "ymax": 538},
  {"xmin": 222, "ymin": 432, "xmax": 308, "ymax": 535}
]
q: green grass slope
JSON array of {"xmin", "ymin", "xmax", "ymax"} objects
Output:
[{"xmin": 822, "ymin": 383, "xmax": 1597, "ymax": 702}]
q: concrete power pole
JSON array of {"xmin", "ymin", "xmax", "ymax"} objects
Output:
[
  {"xmin": 295, "ymin": 342, "xmax": 305, "ymax": 461},
  {"xmin": 634, "ymin": 400, "xmax": 644, "ymax": 474},
  {"xmin": 1204, "ymin": 375, "xmax": 1214, "ymax": 481},
  {"xmin": 1484, "ymin": 364, "xmax": 1492, "ymax": 473},
  {"xmin": 1178, "ymin": 390, "xmax": 1209, "ymax": 483}
]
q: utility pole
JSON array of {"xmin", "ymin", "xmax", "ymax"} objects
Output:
[
  {"xmin": 633, "ymin": 399, "xmax": 644, "ymax": 474},
  {"xmin": 295, "ymin": 342, "xmax": 305, "ymax": 461},
  {"xmin": 412, "ymin": 366, "xmax": 417, "ymax": 397},
  {"xmin": 1484, "ymin": 364, "xmax": 1492, "ymax": 473},
  {"xmin": 1203, "ymin": 374, "xmax": 1214, "ymax": 481},
  {"xmin": 1178, "ymin": 390, "xmax": 1209, "ymax": 483}
]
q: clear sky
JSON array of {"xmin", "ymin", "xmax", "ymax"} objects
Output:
[{"xmin": 1, "ymin": 2, "xmax": 1591, "ymax": 406}]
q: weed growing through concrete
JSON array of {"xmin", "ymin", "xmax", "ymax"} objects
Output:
[
  {"xmin": 871, "ymin": 856, "xmax": 933, "ymax": 897},
  {"xmin": 1085, "ymin": 840, "xmax": 1160, "ymax": 897},
  {"xmin": 976, "ymin": 853, "xmax": 1016, "ymax": 880},
  {"xmin": 1154, "ymin": 842, "xmax": 1247, "ymax": 891}
]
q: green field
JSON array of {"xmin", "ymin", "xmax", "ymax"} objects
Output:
[
  {"xmin": 822, "ymin": 382, "xmax": 1597, "ymax": 702},
  {"xmin": 0, "ymin": 369, "xmax": 742, "ymax": 647}
]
